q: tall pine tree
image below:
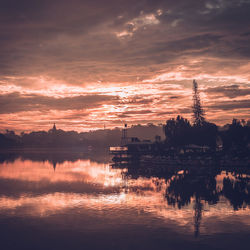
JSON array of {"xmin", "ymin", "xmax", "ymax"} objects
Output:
[{"xmin": 192, "ymin": 80, "xmax": 205, "ymax": 126}]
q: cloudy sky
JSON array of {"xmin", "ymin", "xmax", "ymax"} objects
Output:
[{"xmin": 0, "ymin": 0, "xmax": 250, "ymax": 132}]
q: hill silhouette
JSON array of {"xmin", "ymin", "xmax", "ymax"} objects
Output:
[{"xmin": 0, "ymin": 123, "xmax": 165, "ymax": 149}]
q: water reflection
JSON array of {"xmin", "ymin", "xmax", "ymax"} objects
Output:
[{"xmin": 0, "ymin": 152, "xmax": 249, "ymax": 249}]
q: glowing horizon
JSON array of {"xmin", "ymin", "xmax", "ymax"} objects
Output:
[{"xmin": 1, "ymin": 1, "xmax": 250, "ymax": 132}]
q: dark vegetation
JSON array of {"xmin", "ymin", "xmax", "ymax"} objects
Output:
[
  {"xmin": 163, "ymin": 81, "xmax": 250, "ymax": 154},
  {"xmin": 163, "ymin": 116, "xmax": 249, "ymax": 152}
]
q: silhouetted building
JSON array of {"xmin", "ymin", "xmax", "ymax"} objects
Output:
[
  {"xmin": 52, "ymin": 123, "xmax": 57, "ymax": 132},
  {"xmin": 49, "ymin": 123, "xmax": 57, "ymax": 134},
  {"xmin": 121, "ymin": 124, "xmax": 128, "ymax": 145}
]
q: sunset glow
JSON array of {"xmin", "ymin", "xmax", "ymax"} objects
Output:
[
  {"xmin": 0, "ymin": 2, "xmax": 250, "ymax": 250},
  {"xmin": 0, "ymin": 0, "xmax": 250, "ymax": 132}
]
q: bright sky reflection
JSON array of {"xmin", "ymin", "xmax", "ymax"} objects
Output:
[{"xmin": 0, "ymin": 158, "xmax": 249, "ymax": 237}]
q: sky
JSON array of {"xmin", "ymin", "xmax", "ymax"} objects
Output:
[{"xmin": 0, "ymin": 0, "xmax": 250, "ymax": 132}]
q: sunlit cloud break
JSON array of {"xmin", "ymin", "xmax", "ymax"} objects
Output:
[{"xmin": 0, "ymin": 0, "xmax": 250, "ymax": 131}]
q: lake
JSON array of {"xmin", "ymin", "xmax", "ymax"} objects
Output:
[{"xmin": 0, "ymin": 150, "xmax": 249, "ymax": 250}]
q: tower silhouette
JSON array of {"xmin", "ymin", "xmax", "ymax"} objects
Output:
[{"xmin": 121, "ymin": 124, "xmax": 128, "ymax": 145}]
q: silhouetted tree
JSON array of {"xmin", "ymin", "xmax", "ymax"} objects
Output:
[
  {"xmin": 192, "ymin": 80, "xmax": 205, "ymax": 127},
  {"xmin": 190, "ymin": 81, "xmax": 218, "ymax": 148},
  {"xmin": 165, "ymin": 170, "xmax": 219, "ymax": 209},
  {"xmin": 192, "ymin": 121, "xmax": 218, "ymax": 149},
  {"xmin": 163, "ymin": 115, "xmax": 218, "ymax": 149},
  {"xmin": 163, "ymin": 115, "xmax": 192, "ymax": 146},
  {"xmin": 222, "ymin": 176, "xmax": 250, "ymax": 210},
  {"xmin": 194, "ymin": 198, "xmax": 203, "ymax": 238},
  {"xmin": 220, "ymin": 119, "xmax": 250, "ymax": 151}
]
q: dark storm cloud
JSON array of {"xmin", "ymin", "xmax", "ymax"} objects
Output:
[
  {"xmin": 0, "ymin": 0, "xmax": 250, "ymax": 83},
  {"xmin": 0, "ymin": 92, "xmax": 119, "ymax": 113},
  {"xmin": 206, "ymin": 85, "xmax": 250, "ymax": 98},
  {"xmin": 169, "ymin": 96, "xmax": 181, "ymax": 99},
  {"xmin": 208, "ymin": 99, "xmax": 250, "ymax": 111}
]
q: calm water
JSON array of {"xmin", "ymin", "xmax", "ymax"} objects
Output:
[{"xmin": 0, "ymin": 151, "xmax": 249, "ymax": 250}]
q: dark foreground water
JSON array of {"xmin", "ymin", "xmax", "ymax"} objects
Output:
[{"xmin": 0, "ymin": 151, "xmax": 249, "ymax": 250}]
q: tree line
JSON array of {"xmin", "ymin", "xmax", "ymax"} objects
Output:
[{"xmin": 163, "ymin": 80, "xmax": 250, "ymax": 153}]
